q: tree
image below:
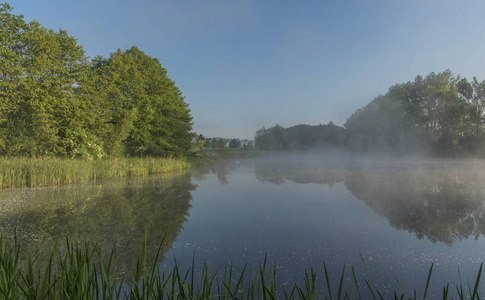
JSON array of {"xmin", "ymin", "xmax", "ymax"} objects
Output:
[
  {"xmin": 82, "ymin": 47, "xmax": 194, "ymax": 157},
  {"xmin": 229, "ymin": 138, "xmax": 241, "ymax": 148},
  {"xmin": 344, "ymin": 95, "xmax": 412, "ymax": 153},
  {"xmin": 255, "ymin": 125, "xmax": 287, "ymax": 151},
  {"xmin": 0, "ymin": 4, "xmax": 89, "ymax": 156},
  {"xmin": 345, "ymin": 70, "xmax": 476, "ymax": 155},
  {"xmin": 0, "ymin": 4, "xmax": 194, "ymax": 158},
  {"xmin": 470, "ymin": 77, "xmax": 485, "ymax": 136},
  {"xmin": 285, "ymin": 123, "xmax": 346, "ymax": 150},
  {"xmin": 191, "ymin": 139, "xmax": 205, "ymax": 154},
  {"xmin": 0, "ymin": 3, "xmax": 27, "ymax": 153},
  {"xmin": 216, "ymin": 138, "xmax": 227, "ymax": 153},
  {"xmin": 197, "ymin": 134, "xmax": 208, "ymax": 148},
  {"xmin": 210, "ymin": 138, "xmax": 217, "ymax": 149}
]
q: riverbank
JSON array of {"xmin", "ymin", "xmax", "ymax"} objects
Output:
[{"xmin": 0, "ymin": 157, "xmax": 190, "ymax": 189}]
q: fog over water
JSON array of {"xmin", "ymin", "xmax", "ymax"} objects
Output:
[
  {"xmin": 2, "ymin": 156, "xmax": 485, "ymax": 297},
  {"xmin": 166, "ymin": 155, "xmax": 485, "ymax": 297}
]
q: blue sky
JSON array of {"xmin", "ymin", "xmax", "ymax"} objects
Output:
[{"xmin": 11, "ymin": 0, "xmax": 485, "ymax": 139}]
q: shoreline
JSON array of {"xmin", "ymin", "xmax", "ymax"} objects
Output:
[{"xmin": 0, "ymin": 157, "xmax": 190, "ymax": 189}]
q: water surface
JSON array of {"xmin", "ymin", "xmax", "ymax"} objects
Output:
[{"xmin": 1, "ymin": 157, "xmax": 485, "ymax": 297}]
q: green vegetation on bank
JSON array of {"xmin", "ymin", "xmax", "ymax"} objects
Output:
[
  {"xmin": 0, "ymin": 157, "xmax": 189, "ymax": 189},
  {"xmin": 0, "ymin": 2, "xmax": 197, "ymax": 189},
  {"xmin": 0, "ymin": 3, "xmax": 194, "ymax": 158},
  {"xmin": 0, "ymin": 236, "xmax": 482, "ymax": 299},
  {"xmin": 256, "ymin": 70, "xmax": 485, "ymax": 157}
]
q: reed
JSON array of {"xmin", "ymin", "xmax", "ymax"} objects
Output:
[
  {"xmin": 0, "ymin": 236, "xmax": 482, "ymax": 299},
  {"xmin": 0, "ymin": 157, "xmax": 190, "ymax": 189}
]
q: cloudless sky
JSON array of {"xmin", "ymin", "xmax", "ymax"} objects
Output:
[{"xmin": 11, "ymin": 0, "xmax": 485, "ymax": 140}]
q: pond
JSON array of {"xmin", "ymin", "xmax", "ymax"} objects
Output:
[{"xmin": 1, "ymin": 156, "xmax": 485, "ymax": 297}]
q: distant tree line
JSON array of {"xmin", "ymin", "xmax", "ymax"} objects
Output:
[
  {"xmin": 256, "ymin": 70, "xmax": 485, "ymax": 157},
  {"xmin": 255, "ymin": 122, "xmax": 346, "ymax": 151},
  {"xmin": 196, "ymin": 135, "xmax": 253, "ymax": 150},
  {"xmin": 0, "ymin": 3, "xmax": 193, "ymax": 158}
]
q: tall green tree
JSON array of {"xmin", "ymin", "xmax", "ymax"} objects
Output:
[
  {"xmin": 216, "ymin": 138, "xmax": 227, "ymax": 154},
  {"xmin": 470, "ymin": 78, "xmax": 485, "ymax": 136},
  {"xmin": 345, "ymin": 70, "xmax": 477, "ymax": 155},
  {"xmin": 87, "ymin": 47, "xmax": 194, "ymax": 157},
  {"xmin": 1, "ymin": 4, "xmax": 194, "ymax": 158},
  {"xmin": 344, "ymin": 94, "xmax": 418, "ymax": 153},
  {"xmin": 0, "ymin": 3, "xmax": 26, "ymax": 153},
  {"xmin": 389, "ymin": 71, "xmax": 469, "ymax": 154},
  {"xmin": 0, "ymin": 3, "xmax": 88, "ymax": 156}
]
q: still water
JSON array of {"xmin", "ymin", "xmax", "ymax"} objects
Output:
[{"xmin": 1, "ymin": 156, "xmax": 485, "ymax": 297}]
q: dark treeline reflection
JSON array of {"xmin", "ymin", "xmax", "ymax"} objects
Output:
[
  {"xmin": 0, "ymin": 171, "xmax": 196, "ymax": 278},
  {"xmin": 192, "ymin": 159, "xmax": 241, "ymax": 185},
  {"xmin": 254, "ymin": 159, "xmax": 485, "ymax": 245}
]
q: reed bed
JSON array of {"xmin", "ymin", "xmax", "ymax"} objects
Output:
[
  {"xmin": 0, "ymin": 157, "xmax": 190, "ymax": 189},
  {"xmin": 0, "ymin": 236, "xmax": 482, "ymax": 299}
]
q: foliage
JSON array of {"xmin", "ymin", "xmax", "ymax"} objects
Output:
[
  {"xmin": 286, "ymin": 122, "xmax": 346, "ymax": 150},
  {"xmin": 191, "ymin": 138, "xmax": 206, "ymax": 154},
  {"xmin": 255, "ymin": 71, "xmax": 485, "ymax": 157},
  {"xmin": 229, "ymin": 138, "xmax": 242, "ymax": 148},
  {"xmin": 216, "ymin": 138, "xmax": 228, "ymax": 153},
  {"xmin": 85, "ymin": 47, "xmax": 194, "ymax": 157},
  {"xmin": 255, "ymin": 123, "xmax": 345, "ymax": 151},
  {"xmin": 345, "ymin": 70, "xmax": 485, "ymax": 156},
  {"xmin": 65, "ymin": 128, "xmax": 104, "ymax": 160},
  {"xmin": 0, "ymin": 4, "xmax": 193, "ymax": 158},
  {"xmin": 0, "ymin": 3, "xmax": 88, "ymax": 156},
  {"xmin": 344, "ymin": 94, "xmax": 418, "ymax": 154},
  {"xmin": 255, "ymin": 124, "xmax": 287, "ymax": 151}
]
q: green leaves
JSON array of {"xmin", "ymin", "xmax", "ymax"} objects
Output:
[
  {"xmin": 1, "ymin": 4, "xmax": 193, "ymax": 158},
  {"xmin": 0, "ymin": 4, "xmax": 88, "ymax": 156},
  {"xmin": 87, "ymin": 46, "xmax": 194, "ymax": 157},
  {"xmin": 344, "ymin": 70, "xmax": 485, "ymax": 156}
]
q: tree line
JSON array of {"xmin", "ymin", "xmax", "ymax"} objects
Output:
[
  {"xmin": 256, "ymin": 70, "xmax": 485, "ymax": 157},
  {"xmin": 0, "ymin": 3, "xmax": 193, "ymax": 159},
  {"xmin": 255, "ymin": 122, "xmax": 346, "ymax": 151},
  {"xmin": 196, "ymin": 135, "xmax": 254, "ymax": 150}
]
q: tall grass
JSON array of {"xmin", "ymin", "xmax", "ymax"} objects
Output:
[
  {"xmin": 0, "ymin": 157, "xmax": 190, "ymax": 189},
  {"xmin": 0, "ymin": 236, "xmax": 482, "ymax": 299}
]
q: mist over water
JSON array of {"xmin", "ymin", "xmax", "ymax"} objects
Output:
[
  {"xmin": 165, "ymin": 155, "xmax": 485, "ymax": 297},
  {"xmin": 253, "ymin": 154, "xmax": 485, "ymax": 243},
  {"xmin": 2, "ymin": 156, "xmax": 485, "ymax": 297}
]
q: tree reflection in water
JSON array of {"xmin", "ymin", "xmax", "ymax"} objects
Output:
[
  {"xmin": 191, "ymin": 159, "xmax": 240, "ymax": 185},
  {"xmin": 254, "ymin": 159, "xmax": 485, "ymax": 245},
  {"xmin": 0, "ymin": 171, "xmax": 196, "ymax": 279}
]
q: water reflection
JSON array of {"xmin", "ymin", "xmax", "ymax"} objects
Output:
[
  {"xmin": 254, "ymin": 159, "xmax": 485, "ymax": 245},
  {"xmin": 255, "ymin": 159, "xmax": 346, "ymax": 185},
  {"xmin": 0, "ymin": 171, "xmax": 196, "ymax": 276},
  {"xmin": 192, "ymin": 159, "xmax": 240, "ymax": 185}
]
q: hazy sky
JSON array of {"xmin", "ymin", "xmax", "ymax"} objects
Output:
[{"xmin": 11, "ymin": 0, "xmax": 485, "ymax": 140}]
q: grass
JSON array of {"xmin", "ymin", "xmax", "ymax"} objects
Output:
[
  {"xmin": 0, "ymin": 157, "xmax": 190, "ymax": 189},
  {"xmin": 0, "ymin": 236, "xmax": 483, "ymax": 299}
]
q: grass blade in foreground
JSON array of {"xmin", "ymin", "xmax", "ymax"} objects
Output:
[{"xmin": 0, "ymin": 236, "xmax": 484, "ymax": 299}]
